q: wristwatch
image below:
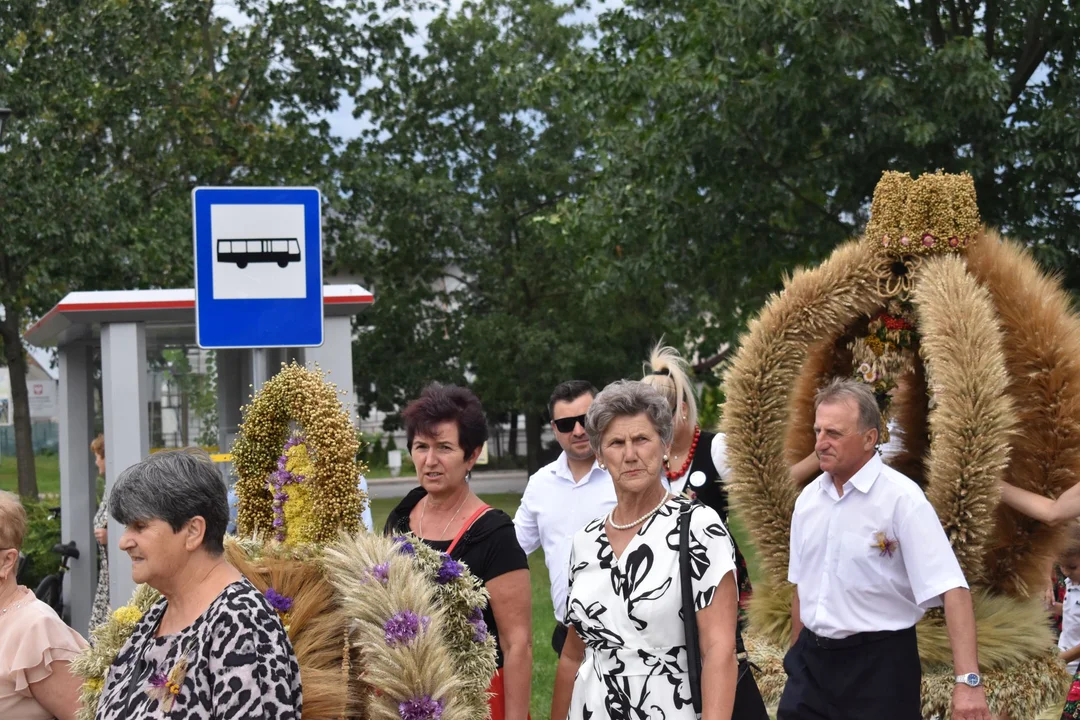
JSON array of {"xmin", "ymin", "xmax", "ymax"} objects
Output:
[{"xmin": 955, "ymin": 673, "xmax": 982, "ymax": 688}]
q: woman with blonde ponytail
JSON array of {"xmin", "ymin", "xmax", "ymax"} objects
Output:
[
  {"xmin": 642, "ymin": 341, "xmax": 757, "ymax": 618},
  {"xmin": 642, "ymin": 342, "xmax": 821, "ymax": 622}
]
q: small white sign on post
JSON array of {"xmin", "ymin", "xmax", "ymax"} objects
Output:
[{"xmin": 27, "ymin": 380, "xmax": 57, "ymax": 418}]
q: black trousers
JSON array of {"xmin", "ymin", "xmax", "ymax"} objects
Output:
[
  {"xmin": 777, "ymin": 627, "xmax": 921, "ymax": 720},
  {"xmin": 551, "ymin": 622, "xmax": 569, "ymax": 656}
]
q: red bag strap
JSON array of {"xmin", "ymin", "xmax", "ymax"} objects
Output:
[{"xmin": 447, "ymin": 504, "xmax": 491, "ymax": 555}]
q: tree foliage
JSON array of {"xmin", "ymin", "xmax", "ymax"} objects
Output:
[
  {"xmin": 558, "ymin": 0, "xmax": 1080, "ymax": 355},
  {"xmin": 341, "ymin": 0, "xmax": 1079, "ymax": 468},
  {"xmin": 0, "ymin": 0, "xmax": 403, "ymax": 495},
  {"xmin": 338, "ymin": 0, "xmax": 660, "ymax": 461}
]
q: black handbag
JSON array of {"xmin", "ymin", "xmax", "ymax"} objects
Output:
[{"xmin": 679, "ymin": 503, "xmax": 769, "ymax": 719}]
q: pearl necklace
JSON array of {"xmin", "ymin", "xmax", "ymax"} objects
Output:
[
  {"xmin": 0, "ymin": 592, "xmax": 29, "ymax": 615},
  {"xmin": 607, "ymin": 493, "xmax": 671, "ymax": 531}
]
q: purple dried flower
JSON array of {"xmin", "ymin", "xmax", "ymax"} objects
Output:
[
  {"xmin": 148, "ymin": 672, "xmax": 169, "ymax": 688},
  {"xmin": 277, "ymin": 455, "xmax": 288, "ymax": 472},
  {"xmin": 384, "ymin": 610, "xmax": 428, "ymax": 646},
  {"xmin": 467, "ymin": 606, "xmax": 488, "ymax": 643},
  {"xmin": 370, "ymin": 562, "xmax": 390, "ymax": 585},
  {"xmin": 265, "ymin": 588, "xmax": 293, "ymax": 613},
  {"xmin": 435, "ymin": 556, "xmax": 463, "ymax": 584},
  {"xmin": 392, "ymin": 536, "xmax": 416, "ymax": 556},
  {"xmin": 283, "ymin": 435, "xmax": 305, "ymax": 451},
  {"xmin": 398, "ymin": 695, "xmax": 445, "ymax": 720}
]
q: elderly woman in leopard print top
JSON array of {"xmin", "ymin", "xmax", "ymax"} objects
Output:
[{"xmin": 94, "ymin": 450, "xmax": 301, "ymax": 720}]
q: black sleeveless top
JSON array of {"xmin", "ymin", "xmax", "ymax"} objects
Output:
[
  {"xmin": 674, "ymin": 430, "xmax": 753, "ymax": 622},
  {"xmin": 679, "ymin": 429, "xmax": 729, "ymax": 520}
]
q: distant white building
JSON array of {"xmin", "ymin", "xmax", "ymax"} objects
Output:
[{"xmin": 0, "ymin": 349, "xmax": 60, "ymax": 425}]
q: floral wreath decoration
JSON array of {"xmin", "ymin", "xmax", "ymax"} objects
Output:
[
  {"xmin": 72, "ymin": 363, "xmax": 497, "ymax": 720},
  {"xmin": 723, "ymin": 171, "xmax": 1080, "ymax": 718}
]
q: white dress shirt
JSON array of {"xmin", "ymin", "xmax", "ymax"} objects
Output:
[
  {"xmin": 1060, "ymin": 578, "xmax": 1080, "ymax": 673},
  {"xmin": 513, "ymin": 453, "xmax": 616, "ymax": 623},
  {"xmin": 788, "ymin": 452, "xmax": 968, "ymax": 639}
]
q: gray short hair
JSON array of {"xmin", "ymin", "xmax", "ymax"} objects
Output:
[
  {"xmin": 814, "ymin": 377, "xmax": 882, "ymax": 439},
  {"xmin": 585, "ymin": 380, "xmax": 675, "ymax": 455},
  {"xmin": 110, "ymin": 449, "xmax": 229, "ymax": 555}
]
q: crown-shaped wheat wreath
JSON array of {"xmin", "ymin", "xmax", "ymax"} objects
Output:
[{"xmin": 722, "ymin": 170, "xmax": 1080, "ymax": 718}]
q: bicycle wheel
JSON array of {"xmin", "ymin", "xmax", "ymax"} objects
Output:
[{"xmin": 34, "ymin": 574, "xmax": 63, "ymax": 615}]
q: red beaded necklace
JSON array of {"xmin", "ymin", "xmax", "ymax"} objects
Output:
[{"xmin": 664, "ymin": 425, "xmax": 701, "ymax": 481}]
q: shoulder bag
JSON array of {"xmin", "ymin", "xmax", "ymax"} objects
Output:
[{"xmin": 679, "ymin": 503, "xmax": 768, "ymax": 719}]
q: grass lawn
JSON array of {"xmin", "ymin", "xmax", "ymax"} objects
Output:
[
  {"xmin": 0, "ymin": 454, "xmax": 61, "ymax": 497},
  {"xmin": 0, "ymin": 454, "xmax": 404, "ymax": 499}
]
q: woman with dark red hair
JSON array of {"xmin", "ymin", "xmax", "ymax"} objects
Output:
[{"xmin": 384, "ymin": 383, "xmax": 532, "ymax": 720}]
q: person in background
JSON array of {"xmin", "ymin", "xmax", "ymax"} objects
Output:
[
  {"xmin": 642, "ymin": 342, "xmax": 837, "ymax": 624},
  {"xmin": 94, "ymin": 450, "xmax": 302, "ymax": 719},
  {"xmin": 384, "ymin": 383, "xmax": 531, "ymax": 720},
  {"xmin": 0, "ymin": 491, "xmax": 88, "ymax": 720},
  {"xmin": 90, "ymin": 433, "xmax": 110, "ymax": 632},
  {"xmin": 1056, "ymin": 524, "xmax": 1080, "ymax": 720},
  {"xmin": 226, "ymin": 484, "xmax": 239, "ymax": 536},
  {"xmin": 514, "ymin": 380, "xmax": 615, "ymax": 656}
]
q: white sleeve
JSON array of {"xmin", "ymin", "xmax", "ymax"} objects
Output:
[
  {"xmin": 788, "ymin": 496, "xmax": 803, "ymax": 585},
  {"xmin": 897, "ymin": 496, "xmax": 968, "ymax": 606},
  {"xmin": 689, "ymin": 506, "xmax": 737, "ymax": 611},
  {"xmin": 711, "ymin": 433, "xmax": 731, "ymax": 479},
  {"xmin": 357, "ymin": 476, "xmax": 373, "ymax": 532},
  {"xmin": 879, "ymin": 420, "xmax": 904, "ymax": 459},
  {"xmin": 512, "ymin": 481, "xmax": 541, "ymax": 554}
]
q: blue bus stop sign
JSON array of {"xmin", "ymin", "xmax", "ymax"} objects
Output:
[{"xmin": 192, "ymin": 187, "xmax": 324, "ymax": 348}]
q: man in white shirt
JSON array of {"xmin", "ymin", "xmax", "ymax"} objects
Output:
[
  {"xmin": 513, "ymin": 380, "xmax": 616, "ymax": 655},
  {"xmin": 779, "ymin": 378, "xmax": 990, "ymax": 720}
]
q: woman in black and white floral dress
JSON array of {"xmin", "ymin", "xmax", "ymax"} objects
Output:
[
  {"xmin": 94, "ymin": 450, "xmax": 301, "ymax": 720},
  {"xmin": 90, "ymin": 434, "xmax": 111, "ymax": 633},
  {"xmin": 551, "ymin": 380, "xmax": 739, "ymax": 720}
]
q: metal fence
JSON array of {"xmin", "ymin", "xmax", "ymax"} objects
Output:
[{"xmin": 0, "ymin": 422, "xmax": 60, "ymax": 456}]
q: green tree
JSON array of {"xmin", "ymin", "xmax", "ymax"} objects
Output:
[
  {"xmin": 338, "ymin": 0, "xmax": 660, "ymax": 469},
  {"xmin": 558, "ymin": 0, "xmax": 1080, "ymax": 360},
  {"xmin": 0, "ymin": 0, "xmax": 406, "ymax": 497}
]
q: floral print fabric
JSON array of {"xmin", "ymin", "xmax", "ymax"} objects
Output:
[{"xmin": 564, "ymin": 496, "xmax": 736, "ymax": 720}]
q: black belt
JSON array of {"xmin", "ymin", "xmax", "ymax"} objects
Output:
[{"xmin": 803, "ymin": 626, "xmax": 912, "ymax": 650}]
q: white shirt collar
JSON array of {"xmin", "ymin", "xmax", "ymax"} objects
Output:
[
  {"xmin": 554, "ymin": 451, "xmax": 603, "ymax": 484},
  {"xmin": 817, "ymin": 451, "xmax": 882, "ymax": 498}
]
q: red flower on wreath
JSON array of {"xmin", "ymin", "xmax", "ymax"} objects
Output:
[
  {"xmin": 1068, "ymin": 681, "xmax": 1080, "ymax": 703},
  {"xmin": 878, "ymin": 313, "xmax": 912, "ymax": 331}
]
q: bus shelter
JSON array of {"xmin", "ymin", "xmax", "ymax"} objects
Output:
[{"xmin": 24, "ymin": 285, "xmax": 372, "ymax": 632}]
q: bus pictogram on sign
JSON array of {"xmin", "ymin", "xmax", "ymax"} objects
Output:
[{"xmin": 217, "ymin": 238, "xmax": 301, "ymax": 268}]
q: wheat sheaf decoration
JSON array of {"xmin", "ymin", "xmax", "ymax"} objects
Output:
[
  {"xmin": 724, "ymin": 170, "xmax": 1079, "ymax": 718},
  {"xmin": 73, "ymin": 363, "xmax": 497, "ymax": 720}
]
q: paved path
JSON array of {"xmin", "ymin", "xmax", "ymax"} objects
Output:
[{"xmin": 366, "ymin": 469, "xmax": 528, "ymax": 499}]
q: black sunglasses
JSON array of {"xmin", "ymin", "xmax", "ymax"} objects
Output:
[{"xmin": 552, "ymin": 414, "xmax": 587, "ymax": 433}]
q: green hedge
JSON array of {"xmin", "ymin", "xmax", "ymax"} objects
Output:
[{"xmin": 18, "ymin": 500, "xmax": 62, "ymax": 591}]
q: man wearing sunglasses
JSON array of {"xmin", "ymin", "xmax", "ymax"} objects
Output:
[{"xmin": 513, "ymin": 380, "xmax": 616, "ymax": 656}]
